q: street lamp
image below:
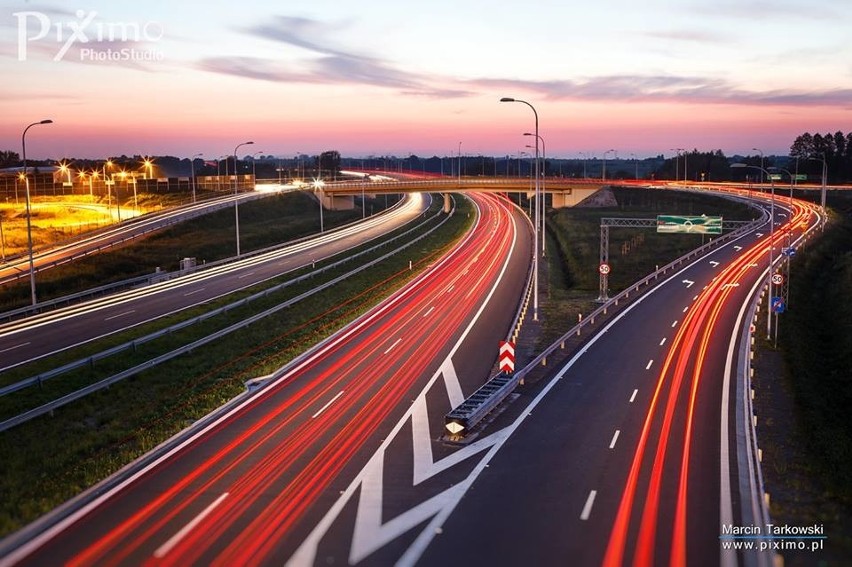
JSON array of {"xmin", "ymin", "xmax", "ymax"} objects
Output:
[
  {"xmin": 501, "ymin": 96, "xmax": 541, "ymax": 321},
  {"xmin": 670, "ymin": 148, "xmax": 684, "ymax": 181},
  {"xmin": 524, "ymin": 132, "xmax": 547, "ymax": 257},
  {"xmin": 233, "ymin": 140, "xmax": 254, "ymax": 257},
  {"xmin": 312, "ymin": 177, "xmax": 325, "ymax": 233},
  {"xmin": 752, "ymin": 148, "xmax": 764, "ymax": 184},
  {"xmin": 22, "ymin": 118, "xmax": 53, "ymax": 306},
  {"xmin": 602, "ymin": 149, "xmax": 615, "ymax": 181},
  {"xmin": 630, "ymin": 153, "xmax": 638, "ymax": 180},
  {"xmin": 807, "ymin": 154, "xmax": 827, "ymax": 210},
  {"xmin": 769, "ymin": 166, "xmax": 796, "ymax": 318},
  {"xmin": 142, "ymin": 157, "xmax": 154, "ymax": 180},
  {"xmin": 251, "ymin": 151, "xmax": 264, "ymax": 185},
  {"xmin": 732, "ymin": 163, "xmax": 776, "ymax": 340},
  {"xmin": 190, "ymin": 153, "xmax": 202, "ymax": 203}
]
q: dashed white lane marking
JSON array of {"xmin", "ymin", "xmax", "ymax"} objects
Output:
[
  {"xmin": 580, "ymin": 490, "xmax": 597, "ymax": 521},
  {"xmin": 0, "ymin": 342, "xmax": 30, "ymax": 354},
  {"xmin": 384, "ymin": 338, "xmax": 402, "ymax": 354},
  {"xmin": 630, "ymin": 389, "xmax": 638, "ymax": 403},
  {"xmin": 312, "ymin": 390, "xmax": 345, "ymax": 419},
  {"xmin": 609, "ymin": 430, "xmax": 621, "ymax": 449},
  {"xmin": 105, "ymin": 310, "xmax": 135, "ymax": 321},
  {"xmin": 154, "ymin": 492, "xmax": 229, "ymax": 558}
]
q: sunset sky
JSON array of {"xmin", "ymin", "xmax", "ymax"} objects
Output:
[{"xmin": 1, "ymin": 0, "xmax": 850, "ymax": 161}]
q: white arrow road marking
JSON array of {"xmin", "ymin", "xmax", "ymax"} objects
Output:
[
  {"xmin": 710, "ymin": 260, "xmax": 720, "ymax": 267},
  {"xmin": 682, "ymin": 279, "xmax": 694, "ymax": 288}
]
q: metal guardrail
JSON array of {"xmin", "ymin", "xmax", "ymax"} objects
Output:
[
  {"xmin": 445, "ymin": 197, "xmax": 768, "ymax": 437},
  {"xmin": 0, "ymin": 199, "xmax": 454, "ymax": 431}
]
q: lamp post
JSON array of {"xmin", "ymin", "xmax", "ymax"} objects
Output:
[
  {"xmin": 602, "ymin": 148, "xmax": 615, "ymax": 181},
  {"xmin": 501, "ymin": 96, "xmax": 541, "ymax": 321},
  {"xmin": 251, "ymin": 151, "xmax": 263, "ymax": 186},
  {"xmin": 630, "ymin": 153, "xmax": 638, "ymax": 180},
  {"xmin": 458, "ymin": 141, "xmax": 462, "ymax": 182},
  {"xmin": 313, "ymin": 178, "xmax": 325, "ymax": 233},
  {"xmin": 732, "ymin": 163, "xmax": 776, "ymax": 339},
  {"xmin": 807, "ymin": 154, "xmax": 827, "ymax": 210},
  {"xmin": 524, "ymin": 132, "xmax": 547, "ymax": 257},
  {"xmin": 103, "ymin": 159, "xmax": 114, "ymax": 218},
  {"xmin": 670, "ymin": 148, "xmax": 684, "ymax": 181},
  {"xmin": 752, "ymin": 148, "xmax": 764, "ymax": 184},
  {"xmin": 22, "ymin": 119, "xmax": 53, "ymax": 306},
  {"xmin": 190, "ymin": 153, "xmax": 202, "ymax": 203},
  {"xmin": 233, "ymin": 140, "xmax": 254, "ymax": 257},
  {"xmin": 769, "ymin": 166, "xmax": 795, "ymax": 315}
]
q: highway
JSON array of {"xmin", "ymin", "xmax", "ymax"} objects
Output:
[
  {"xmin": 0, "ymin": 192, "xmax": 533, "ymax": 566},
  {"xmin": 0, "ymin": 190, "xmax": 279, "ymax": 287},
  {"xmin": 406, "ymin": 195, "xmax": 818, "ymax": 567},
  {"xmin": 283, "ymin": 190, "xmax": 819, "ymax": 566},
  {"xmin": 0, "ymin": 193, "xmax": 427, "ymax": 370}
]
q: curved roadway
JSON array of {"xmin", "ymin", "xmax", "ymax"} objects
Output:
[{"xmin": 0, "ymin": 192, "xmax": 533, "ymax": 566}]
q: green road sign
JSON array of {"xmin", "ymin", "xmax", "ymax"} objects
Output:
[
  {"xmin": 794, "ymin": 174, "xmax": 808, "ymax": 181},
  {"xmin": 657, "ymin": 215, "xmax": 723, "ymax": 235},
  {"xmin": 769, "ymin": 174, "xmax": 783, "ymax": 181}
]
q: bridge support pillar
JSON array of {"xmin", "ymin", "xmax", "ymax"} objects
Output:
[
  {"xmin": 321, "ymin": 192, "xmax": 355, "ymax": 211},
  {"xmin": 443, "ymin": 193, "xmax": 452, "ymax": 213},
  {"xmin": 551, "ymin": 190, "xmax": 582, "ymax": 208}
]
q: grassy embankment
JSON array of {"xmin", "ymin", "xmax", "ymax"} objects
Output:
[
  {"xmin": 0, "ymin": 192, "xmax": 470, "ymax": 536},
  {"xmin": 756, "ymin": 191, "xmax": 852, "ymax": 563},
  {"xmin": 542, "ymin": 186, "xmax": 756, "ymax": 344}
]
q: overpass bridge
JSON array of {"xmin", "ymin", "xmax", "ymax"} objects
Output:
[{"xmin": 314, "ymin": 177, "xmax": 609, "ymax": 211}]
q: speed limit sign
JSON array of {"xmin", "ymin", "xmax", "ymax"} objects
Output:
[
  {"xmin": 599, "ymin": 263, "xmax": 611, "ymax": 275},
  {"xmin": 771, "ymin": 273, "xmax": 784, "ymax": 286}
]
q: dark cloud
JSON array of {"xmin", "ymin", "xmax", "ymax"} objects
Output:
[{"xmin": 469, "ymin": 75, "xmax": 852, "ymax": 108}]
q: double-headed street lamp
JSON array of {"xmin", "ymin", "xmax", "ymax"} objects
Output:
[
  {"xmin": 233, "ymin": 141, "xmax": 254, "ymax": 257},
  {"xmin": 524, "ymin": 132, "xmax": 547, "ymax": 257},
  {"xmin": 22, "ymin": 119, "xmax": 53, "ymax": 306},
  {"xmin": 500, "ymin": 96, "xmax": 540, "ymax": 321},
  {"xmin": 732, "ymin": 163, "xmax": 777, "ymax": 340}
]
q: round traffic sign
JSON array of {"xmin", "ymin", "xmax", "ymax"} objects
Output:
[
  {"xmin": 771, "ymin": 273, "xmax": 784, "ymax": 285},
  {"xmin": 599, "ymin": 263, "xmax": 611, "ymax": 275}
]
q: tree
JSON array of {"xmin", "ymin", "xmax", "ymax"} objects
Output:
[
  {"xmin": 318, "ymin": 150, "xmax": 341, "ymax": 178},
  {"xmin": 0, "ymin": 150, "xmax": 20, "ymax": 168}
]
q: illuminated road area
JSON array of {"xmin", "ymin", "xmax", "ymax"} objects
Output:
[
  {"xmin": 0, "ymin": 194, "xmax": 426, "ymax": 370},
  {"xmin": 417, "ymin": 197, "xmax": 818, "ymax": 567},
  {"xmin": 2, "ymin": 192, "xmax": 532, "ymax": 566}
]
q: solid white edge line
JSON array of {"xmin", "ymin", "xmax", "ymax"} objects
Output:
[
  {"xmin": 153, "ymin": 492, "xmax": 229, "ymax": 558},
  {"xmin": 580, "ymin": 490, "xmax": 597, "ymax": 521}
]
